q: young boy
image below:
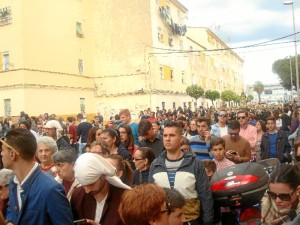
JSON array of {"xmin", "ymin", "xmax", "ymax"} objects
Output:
[{"xmin": 211, "ymin": 137, "xmax": 235, "ymax": 171}]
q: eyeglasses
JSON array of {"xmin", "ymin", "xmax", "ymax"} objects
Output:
[
  {"xmin": 267, "ymin": 189, "xmax": 296, "ymax": 201},
  {"xmin": 228, "ymin": 132, "xmax": 239, "ymax": 136},
  {"xmin": 160, "ymin": 203, "xmax": 171, "ymax": 215},
  {"xmin": 237, "ymin": 116, "xmax": 246, "ymax": 120},
  {"xmin": 133, "ymin": 158, "xmax": 144, "ymax": 161},
  {"xmin": 0, "ymin": 139, "xmax": 20, "ymax": 155},
  {"xmin": 218, "ymin": 114, "xmax": 227, "ymax": 117},
  {"xmin": 0, "ymin": 184, "xmax": 8, "ymax": 191}
]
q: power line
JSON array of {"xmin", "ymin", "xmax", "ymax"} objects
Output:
[{"xmin": 148, "ymin": 32, "xmax": 300, "ymax": 55}]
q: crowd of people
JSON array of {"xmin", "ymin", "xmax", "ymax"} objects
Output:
[{"xmin": 0, "ymin": 103, "xmax": 299, "ymax": 225}]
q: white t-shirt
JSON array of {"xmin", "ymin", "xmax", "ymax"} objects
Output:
[
  {"xmin": 219, "ymin": 126, "xmax": 228, "ymax": 137},
  {"xmin": 94, "ymin": 194, "xmax": 108, "ymax": 223}
]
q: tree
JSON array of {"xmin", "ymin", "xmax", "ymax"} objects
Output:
[
  {"xmin": 272, "ymin": 56, "xmax": 300, "ymax": 90},
  {"xmin": 221, "ymin": 90, "xmax": 235, "ymax": 106},
  {"xmin": 232, "ymin": 93, "xmax": 240, "ymax": 106},
  {"xmin": 205, "ymin": 90, "xmax": 220, "ymax": 106},
  {"xmin": 253, "ymin": 81, "xmax": 264, "ymax": 103},
  {"xmin": 246, "ymin": 95, "xmax": 254, "ymax": 103},
  {"xmin": 186, "ymin": 85, "xmax": 204, "ymax": 108}
]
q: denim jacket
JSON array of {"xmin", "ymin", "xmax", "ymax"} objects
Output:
[{"xmin": 6, "ymin": 166, "xmax": 73, "ymax": 225}]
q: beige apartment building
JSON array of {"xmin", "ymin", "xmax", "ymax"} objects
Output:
[{"xmin": 0, "ymin": 0, "xmax": 243, "ymax": 118}]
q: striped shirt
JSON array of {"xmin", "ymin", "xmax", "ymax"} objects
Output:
[
  {"xmin": 190, "ymin": 136, "xmax": 212, "ymax": 160},
  {"xmin": 165, "ymin": 156, "xmax": 184, "ymax": 188}
]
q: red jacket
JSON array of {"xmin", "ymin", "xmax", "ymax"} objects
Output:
[{"xmin": 70, "ymin": 185, "xmax": 125, "ymax": 225}]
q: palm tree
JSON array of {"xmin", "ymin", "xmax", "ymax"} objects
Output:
[{"xmin": 253, "ymin": 81, "xmax": 264, "ymax": 103}]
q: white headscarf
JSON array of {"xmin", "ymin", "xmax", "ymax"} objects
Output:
[
  {"xmin": 44, "ymin": 120, "xmax": 63, "ymax": 139},
  {"xmin": 74, "ymin": 153, "xmax": 131, "ymax": 190}
]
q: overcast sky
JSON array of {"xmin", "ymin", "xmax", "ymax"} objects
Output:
[{"xmin": 179, "ymin": 0, "xmax": 300, "ymax": 85}]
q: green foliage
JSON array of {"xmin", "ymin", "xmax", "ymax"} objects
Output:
[
  {"xmin": 232, "ymin": 93, "xmax": 240, "ymax": 103},
  {"xmin": 272, "ymin": 56, "xmax": 300, "ymax": 90},
  {"xmin": 205, "ymin": 90, "xmax": 220, "ymax": 105},
  {"xmin": 253, "ymin": 81, "xmax": 264, "ymax": 103},
  {"xmin": 246, "ymin": 95, "xmax": 254, "ymax": 103},
  {"xmin": 221, "ymin": 90, "xmax": 235, "ymax": 102},
  {"xmin": 186, "ymin": 85, "xmax": 204, "ymax": 101}
]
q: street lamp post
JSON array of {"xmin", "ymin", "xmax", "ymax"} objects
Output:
[
  {"xmin": 284, "ymin": 0, "xmax": 299, "ymax": 100},
  {"xmin": 289, "ymin": 57, "xmax": 293, "ymax": 100}
]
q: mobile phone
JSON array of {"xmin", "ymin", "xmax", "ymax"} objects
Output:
[
  {"xmin": 230, "ymin": 150, "xmax": 237, "ymax": 155},
  {"xmin": 73, "ymin": 219, "xmax": 87, "ymax": 224}
]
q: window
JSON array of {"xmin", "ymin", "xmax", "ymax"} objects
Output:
[
  {"xmin": 76, "ymin": 22, "xmax": 84, "ymax": 38},
  {"xmin": 1, "ymin": 52, "xmax": 9, "ymax": 71},
  {"xmin": 170, "ymin": 68, "xmax": 173, "ymax": 81},
  {"xmin": 179, "ymin": 40, "xmax": 184, "ymax": 50},
  {"xmin": 4, "ymin": 99, "xmax": 11, "ymax": 117},
  {"xmin": 159, "ymin": 66, "xmax": 163, "ymax": 79},
  {"xmin": 181, "ymin": 71, "xmax": 185, "ymax": 84},
  {"xmin": 157, "ymin": 27, "xmax": 163, "ymax": 42},
  {"xmin": 80, "ymin": 98, "xmax": 85, "ymax": 112},
  {"xmin": 78, "ymin": 59, "xmax": 84, "ymax": 74},
  {"xmin": 168, "ymin": 31, "xmax": 173, "ymax": 47}
]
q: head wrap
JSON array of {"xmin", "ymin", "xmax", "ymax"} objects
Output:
[
  {"xmin": 74, "ymin": 153, "xmax": 131, "ymax": 190},
  {"xmin": 44, "ymin": 120, "xmax": 63, "ymax": 139}
]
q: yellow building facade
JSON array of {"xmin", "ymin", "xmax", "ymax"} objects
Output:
[{"xmin": 0, "ymin": 0, "xmax": 243, "ymax": 118}]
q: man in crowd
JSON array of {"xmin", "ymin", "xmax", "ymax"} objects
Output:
[
  {"xmin": 71, "ymin": 153, "xmax": 130, "ymax": 225},
  {"xmin": 138, "ymin": 119, "xmax": 164, "ymax": 157},
  {"xmin": 149, "ymin": 121, "xmax": 213, "ymax": 225},
  {"xmin": 1, "ymin": 128, "xmax": 73, "ymax": 225},
  {"xmin": 237, "ymin": 111, "xmax": 257, "ymax": 161},
  {"xmin": 45, "ymin": 119, "xmax": 70, "ymax": 149},
  {"xmin": 223, "ymin": 120, "xmax": 251, "ymax": 164},
  {"xmin": 210, "ymin": 109, "xmax": 229, "ymax": 138},
  {"xmin": 261, "ymin": 117, "xmax": 291, "ymax": 162},
  {"xmin": 190, "ymin": 117, "xmax": 212, "ymax": 160},
  {"xmin": 92, "ymin": 115, "xmax": 101, "ymax": 129},
  {"xmin": 67, "ymin": 116, "xmax": 78, "ymax": 152},
  {"xmin": 164, "ymin": 188, "xmax": 186, "ymax": 225},
  {"xmin": 77, "ymin": 113, "xmax": 92, "ymax": 155},
  {"xmin": 118, "ymin": 109, "xmax": 140, "ymax": 145}
]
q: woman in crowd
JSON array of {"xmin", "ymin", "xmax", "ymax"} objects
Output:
[
  {"xmin": 106, "ymin": 154, "xmax": 134, "ymax": 187},
  {"xmin": 100, "ymin": 128, "xmax": 134, "ymax": 170},
  {"xmin": 290, "ymin": 107, "xmax": 300, "ymax": 134},
  {"xmin": 87, "ymin": 127, "xmax": 103, "ymax": 145},
  {"xmin": 184, "ymin": 118, "xmax": 198, "ymax": 140},
  {"xmin": 118, "ymin": 183, "xmax": 170, "ymax": 225},
  {"xmin": 132, "ymin": 147, "xmax": 155, "ymax": 186},
  {"xmin": 293, "ymin": 140, "xmax": 300, "ymax": 165},
  {"xmin": 152, "ymin": 121, "xmax": 162, "ymax": 136},
  {"xmin": 37, "ymin": 136, "xmax": 58, "ymax": 177},
  {"xmin": 52, "ymin": 147, "xmax": 80, "ymax": 201},
  {"xmin": 256, "ymin": 120, "xmax": 267, "ymax": 162},
  {"xmin": 261, "ymin": 164, "xmax": 300, "ymax": 224},
  {"xmin": 118, "ymin": 124, "xmax": 138, "ymax": 158},
  {"xmin": 0, "ymin": 169, "xmax": 13, "ymax": 221}
]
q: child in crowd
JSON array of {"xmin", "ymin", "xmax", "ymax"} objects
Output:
[
  {"xmin": 211, "ymin": 137, "xmax": 235, "ymax": 171},
  {"xmin": 210, "ymin": 137, "xmax": 236, "ymax": 225}
]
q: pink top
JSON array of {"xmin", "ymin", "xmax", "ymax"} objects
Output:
[
  {"xmin": 213, "ymin": 157, "xmax": 235, "ymax": 171},
  {"xmin": 239, "ymin": 124, "xmax": 257, "ymax": 150}
]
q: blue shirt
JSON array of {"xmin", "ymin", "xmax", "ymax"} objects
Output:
[{"xmin": 268, "ymin": 132, "xmax": 278, "ymax": 158}]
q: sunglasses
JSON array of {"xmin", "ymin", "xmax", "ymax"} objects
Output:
[
  {"xmin": 160, "ymin": 202, "xmax": 171, "ymax": 215},
  {"xmin": 237, "ymin": 116, "xmax": 246, "ymax": 120},
  {"xmin": 228, "ymin": 132, "xmax": 239, "ymax": 136},
  {"xmin": 267, "ymin": 189, "xmax": 296, "ymax": 201},
  {"xmin": 218, "ymin": 114, "xmax": 227, "ymax": 117}
]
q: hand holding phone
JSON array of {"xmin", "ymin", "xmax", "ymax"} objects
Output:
[{"xmin": 73, "ymin": 219, "xmax": 87, "ymax": 224}]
